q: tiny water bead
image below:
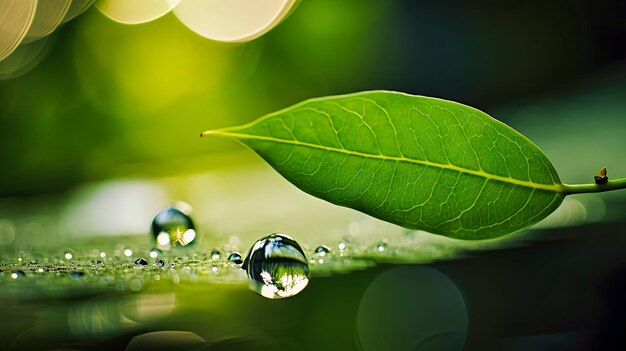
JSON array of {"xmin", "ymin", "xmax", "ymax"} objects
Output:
[
  {"xmin": 314, "ymin": 245, "xmax": 331, "ymax": 256},
  {"xmin": 64, "ymin": 249, "xmax": 75, "ymax": 260},
  {"xmin": 134, "ymin": 258, "xmax": 148, "ymax": 266},
  {"xmin": 210, "ymin": 249, "xmax": 221, "ymax": 260},
  {"xmin": 11, "ymin": 270, "xmax": 25, "ymax": 279},
  {"xmin": 123, "ymin": 246, "xmax": 134, "ymax": 257},
  {"xmin": 227, "ymin": 252, "xmax": 243, "ymax": 265},
  {"xmin": 243, "ymin": 233, "xmax": 310, "ymax": 299},
  {"xmin": 151, "ymin": 207, "xmax": 197, "ymax": 250},
  {"xmin": 156, "ymin": 259, "xmax": 166, "ymax": 267},
  {"xmin": 149, "ymin": 248, "xmax": 161, "ymax": 258},
  {"xmin": 376, "ymin": 242, "xmax": 388, "ymax": 252},
  {"xmin": 338, "ymin": 241, "xmax": 347, "ymax": 251}
]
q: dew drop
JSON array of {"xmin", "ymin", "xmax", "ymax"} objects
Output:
[
  {"xmin": 314, "ymin": 245, "xmax": 330, "ymax": 256},
  {"xmin": 376, "ymin": 242, "xmax": 388, "ymax": 252},
  {"xmin": 135, "ymin": 258, "xmax": 148, "ymax": 266},
  {"xmin": 338, "ymin": 241, "xmax": 347, "ymax": 251},
  {"xmin": 151, "ymin": 207, "xmax": 197, "ymax": 250},
  {"xmin": 64, "ymin": 249, "xmax": 75, "ymax": 260},
  {"xmin": 149, "ymin": 248, "xmax": 161, "ymax": 258},
  {"xmin": 10, "ymin": 270, "xmax": 25, "ymax": 279},
  {"xmin": 227, "ymin": 252, "xmax": 243, "ymax": 265},
  {"xmin": 243, "ymin": 233, "xmax": 310, "ymax": 299},
  {"xmin": 123, "ymin": 246, "xmax": 134, "ymax": 257},
  {"xmin": 210, "ymin": 249, "xmax": 221, "ymax": 260},
  {"xmin": 156, "ymin": 258, "xmax": 166, "ymax": 267}
]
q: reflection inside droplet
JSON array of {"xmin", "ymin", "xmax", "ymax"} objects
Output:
[{"xmin": 243, "ymin": 233, "xmax": 310, "ymax": 299}]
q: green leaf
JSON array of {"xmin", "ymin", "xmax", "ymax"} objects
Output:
[{"xmin": 203, "ymin": 91, "xmax": 565, "ymax": 240}]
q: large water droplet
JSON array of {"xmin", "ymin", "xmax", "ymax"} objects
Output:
[
  {"xmin": 151, "ymin": 207, "xmax": 197, "ymax": 250},
  {"xmin": 243, "ymin": 233, "xmax": 310, "ymax": 299}
]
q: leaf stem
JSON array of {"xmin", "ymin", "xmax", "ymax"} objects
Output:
[{"xmin": 562, "ymin": 177, "xmax": 626, "ymax": 195}]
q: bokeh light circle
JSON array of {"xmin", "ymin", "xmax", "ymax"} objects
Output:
[
  {"xmin": 357, "ymin": 266, "xmax": 468, "ymax": 351},
  {"xmin": 173, "ymin": 0, "xmax": 298, "ymax": 42},
  {"xmin": 95, "ymin": 0, "xmax": 182, "ymax": 25}
]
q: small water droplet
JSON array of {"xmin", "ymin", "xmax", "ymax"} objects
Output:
[
  {"xmin": 151, "ymin": 207, "xmax": 197, "ymax": 250},
  {"xmin": 210, "ymin": 249, "xmax": 221, "ymax": 260},
  {"xmin": 11, "ymin": 270, "xmax": 25, "ymax": 279},
  {"xmin": 156, "ymin": 258, "xmax": 166, "ymax": 267},
  {"xmin": 227, "ymin": 252, "xmax": 243, "ymax": 265},
  {"xmin": 376, "ymin": 242, "xmax": 388, "ymax": 252},
  {"xmin": 211, "ymin": 266, "xmax": 218, "ymax": 273},
  {"xmin": 63, "ymin": 249, "xmax": 74, "ymax": 260},
  {"xmin": 135, "ymin": 258, "xmax": 148, "ymax": 266},
  {"xmin": 243, "ymin": 233, "xmax": 310, "ymax": 299},
  {"xmin": 314, "ymin": 245, "xmax": 330, "ymax": 256},
  {"xmin": 149, "ymin": 248, "xmax": 161, "ymax": 258},
  {"xmin": 338, "ymin": 241, "xmax": 347, "ymax": 251},
  {"xmin": 96, "ymin": 259, "xmax": 103, "ymax": 265},
  {"xmin": 123, "ymin": 246, "xmax": 134, "ymax": 257}
]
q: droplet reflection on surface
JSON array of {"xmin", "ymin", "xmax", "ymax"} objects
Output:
[
  {"xmin": 151, "ymin": 207, "xmax": 196, "ymax": 250},
  {"xmin": 243, "ymin": 233, "xmax": 310, "ymax": 299},
  {"xmin": 69, "ymin": 271, "xmax": 85, "ymax": 279}
]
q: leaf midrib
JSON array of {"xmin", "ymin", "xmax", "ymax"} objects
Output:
[{"xmin": 207, "ymin": 129, "xmax": 564, "ymax": 193}]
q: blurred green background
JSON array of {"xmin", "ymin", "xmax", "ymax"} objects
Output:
[{"xmin": 2, "ymin": 0, "xmax": 625, "ymax": 197}]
